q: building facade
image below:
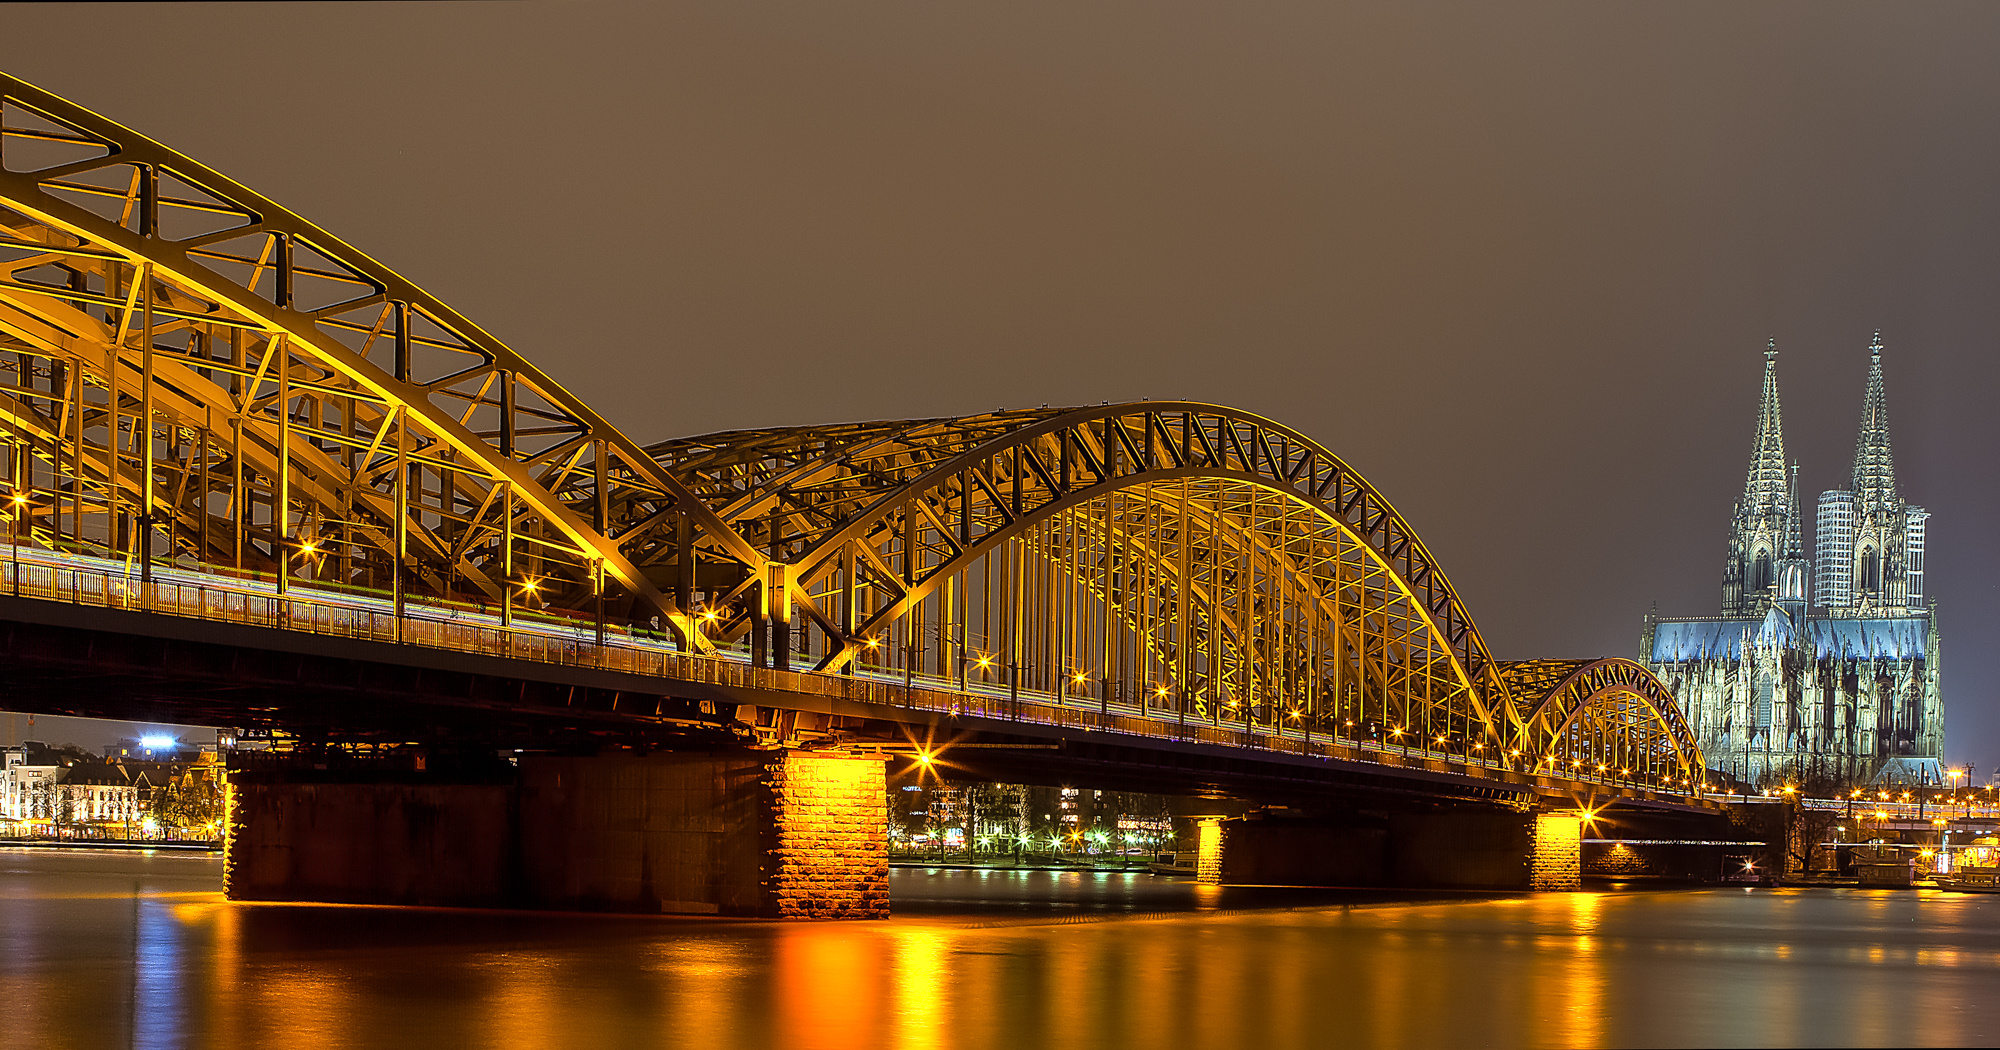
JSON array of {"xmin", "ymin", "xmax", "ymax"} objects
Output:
[
  {"xmin": 1, "ymin": 743, "xmax": 143, "ymax": 828},
  {"xmin": 1, "ymin": 743, "xmax": 61, "ymax": 824},
  {"xmin": 1643, "ymin": 337, "xmax": 1944, "ymax": 787}
]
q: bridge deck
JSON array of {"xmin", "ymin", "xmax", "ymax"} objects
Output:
[{"xmin": 0, "ymin": 546, "xmax": 1712, "ymax": 810}]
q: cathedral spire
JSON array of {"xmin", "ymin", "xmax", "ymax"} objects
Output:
[
  {"xmin": 1723, "ymin": 340, "xmax": 1799, "ymax": 615},
  {"xmin": 1851, "ymin": 331, "xmax": 1898, "ymax": 511},
  {"xmin": 1742, "ymin": 338, "xmax": 1791, "ymax": 518},
  {"xmin": 1783, "ymin": 462, "xmax": 1804, "ymax": 560}
]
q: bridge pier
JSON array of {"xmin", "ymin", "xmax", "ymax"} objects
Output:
[
  {"xmin": 223, "ymin": 749, "xmax": 889, "ymax": 918},
  {"xmin": 1528, "ymin": 811, "xmax": 1583, "ymax": 891}
]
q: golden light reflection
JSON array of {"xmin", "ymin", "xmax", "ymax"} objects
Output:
[
  {"xmin": 774, "ymin": 924, "xmax": 882, "ymax": 1047},
  {"xmin": 647, "ymin": 941, "xmax": 753, "ymax": 1046},
  {"xmin": 14, "ymin": 861, "xmax": 1998, "ymax": 1048},
  {"xmin": 891, "ymin": 926, "xmax": 952, "ymax": 1049},
  {"xmin": 481, "ymin": 951, "xmax": 564, "ymax": 1050},
  {"xmin": 1547, "ymin": 893, "xmax": 1608, "ymax": 1047},
  {"xmin": 208, "ymin": 905, "xmax": 243, "ymax": 1047},
  {"xmin": 249, "ymin": 959, "xmax": 353, "ymax": 1045}
]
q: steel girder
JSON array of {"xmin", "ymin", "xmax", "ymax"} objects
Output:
[
  {"xmin": 639, "ymin": 404, "xmax": 1517, "ymax": 743},
  {"xmin": 1499, "ymin": 658, "xmax": 1706, "ymax": 784},
  {"xmin": 0, "ymin": 73, "xmax": 756, "ymax": 645}
]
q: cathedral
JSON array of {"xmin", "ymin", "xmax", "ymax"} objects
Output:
[{"xmin": 1642, "ymin": 335, "xmax": 1944, "ymax": 787}]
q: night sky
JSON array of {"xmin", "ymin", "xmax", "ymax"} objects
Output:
[{"xmin": 3, "ymin": 3, "xmax": 1996, "ymax": 774}]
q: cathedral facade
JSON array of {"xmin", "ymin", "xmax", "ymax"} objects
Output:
[{"xmin": 1642, "ymin": 336, "xmax": 1944, "ymax": 787}]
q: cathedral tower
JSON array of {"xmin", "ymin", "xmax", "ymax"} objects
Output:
[
  {"xmin": 1722, "ymin": 341, "xmax": 1808, "ymax": 616},
  {"xmin": 1815, "ymin": 334, "xmax": 1928, "ymax": 614},
  {"xmin": 1649, "ymin": 332, "xmax": 1944, "ymax": 788}
]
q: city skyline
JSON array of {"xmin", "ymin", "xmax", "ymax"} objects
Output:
[
  {"xmin": 6, "ymin": 8, "xmax": 2000, "ymax": 1046},
  {"xmin": 2, "ymin": 2, "xmax": 1995, "ymax": 773}
]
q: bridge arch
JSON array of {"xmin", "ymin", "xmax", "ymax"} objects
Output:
[
  {"xmin": 0, "ymin": 72, "xmax": 757, "ymax": 646},
  {"xmin": 0, "ymin": 73, "xmax": 1705, "ymax": 791},
  {"xmin": 1499, "ymin": 658, "xmax": 1705, "ymax": 786},
  {"xmin": 640, "ymin": 404, "xmax": 1518, "ymax": 743}
]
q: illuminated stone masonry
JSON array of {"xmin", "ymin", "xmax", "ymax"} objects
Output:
[
  {"xmin": 763, "ymin": 752, "xmax": 890, "ymax": 919},
  {"xmin": 1196, "ymin": 818, "xmax": 1225, "ymax": 884},
  {"xmin": 1530, "ymin": 813, "xmax": 1582, "ymax": 891}
]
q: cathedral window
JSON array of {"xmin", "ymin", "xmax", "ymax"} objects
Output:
[{"xmin": 1861, "ymin": 547, "xmax": 1880, "ymax": 594}]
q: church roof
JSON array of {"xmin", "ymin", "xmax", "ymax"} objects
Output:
[{"xmin": 1651, "ymin": 614, "xmax": 1929, "ymax": 662}]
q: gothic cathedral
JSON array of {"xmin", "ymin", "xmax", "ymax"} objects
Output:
[{"xmin": 1642, "ymin": 336, "xmax": 1944, "ymax": 786}]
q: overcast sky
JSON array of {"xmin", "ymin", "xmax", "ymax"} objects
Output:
[{"xmin": 4, "ymin": 2, "xmax": 1997, "ymax": 772}]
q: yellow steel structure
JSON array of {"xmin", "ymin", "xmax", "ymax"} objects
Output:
[
  {"xmin": 1500, "ymin": 658, "xmax": 1707, "ymax": 788},
  {"xmin": 0, "ymin": 72, "xmax": 1703, "ymax": 789}
]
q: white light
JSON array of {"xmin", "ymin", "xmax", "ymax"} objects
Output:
[{"xmin": 139, "ymin": 734, "xmax": 174, "ymax": 751}]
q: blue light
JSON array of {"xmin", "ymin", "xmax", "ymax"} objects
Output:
[{"xmin": 139, "ymin": 734, "xmax": 175, "ymax": 751}]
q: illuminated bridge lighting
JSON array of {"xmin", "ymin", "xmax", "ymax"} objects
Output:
[{"xmin": 0, "ymin": 70, "xmax": 1709, "ymax": 805}]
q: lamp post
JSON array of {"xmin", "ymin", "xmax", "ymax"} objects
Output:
[{"xmin": 8, "ymin": 490, "xmax": 24, "ymax": 597}]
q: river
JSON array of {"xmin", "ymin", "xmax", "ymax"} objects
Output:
[{"xmin": 2, "ymin": 847, "xmax": 1996, "ymax": 1048}]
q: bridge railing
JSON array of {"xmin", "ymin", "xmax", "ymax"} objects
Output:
[{"xmin": 1, "ymin": 550, "xmax": 1703, "ymax": 802}]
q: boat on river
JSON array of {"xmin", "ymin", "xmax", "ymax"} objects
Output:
[{"xmin": 1938, "ymin": 866, "xmax": 2000, "ymax": 893}]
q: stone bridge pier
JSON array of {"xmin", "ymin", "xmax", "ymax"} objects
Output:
[
  {"xmin": 222, "ymin": 750, "xmax": 890, "ymax": 919},
  {"xmin": 1194, "ymin": 805, "xmax": 1587, "ymax": 891}
]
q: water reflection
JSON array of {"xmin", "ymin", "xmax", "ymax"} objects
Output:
[
  {"xmin": 133, "ymin": 896, "xmax": 185, "ymax": 1050},
  {"xmin": 4, "ymin": 848, "xmax": 1999, "ymax": 1049}
]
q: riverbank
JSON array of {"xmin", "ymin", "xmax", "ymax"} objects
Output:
[{"xmin": 0, "ymin": 836, "xmax": 219, "ymax": 852}]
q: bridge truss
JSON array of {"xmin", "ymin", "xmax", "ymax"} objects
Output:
[{"xmin": 0, "ymin": 72, "xmax": 1704, "ymax": 792}]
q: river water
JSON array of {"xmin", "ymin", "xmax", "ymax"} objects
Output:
[{"xmin": 3, "ymin": 847, "xmax": 1997, "ymax": 1049}]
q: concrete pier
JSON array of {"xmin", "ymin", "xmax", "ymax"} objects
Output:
[{"xmin": 223, "ymin": 749, "xmax": 889, "ymax": 918}]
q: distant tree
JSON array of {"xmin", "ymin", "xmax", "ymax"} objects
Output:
[
  {"xmin": 1787, "ymin": 803, "xmax": 1842, "ymax": 875},
  {"xmin": 26, "ymin": 778, "xmax": 52, "ymax": 821},
  {"xmin": 29, "ymin": 778, "xmax": 73, "ymax": 828}
]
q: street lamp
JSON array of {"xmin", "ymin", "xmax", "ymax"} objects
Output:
[{"xmin": 7, "ymin": 491, "xmax": 24, "ymax": 596}]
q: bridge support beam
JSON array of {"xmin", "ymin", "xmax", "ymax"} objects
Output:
[{"xmin": 223, "ymin": 749, "xmax": 889, "ymax": 918}]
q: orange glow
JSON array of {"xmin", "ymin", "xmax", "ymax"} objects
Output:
[
  {"xmin": 774, "ymin": 924, "xmax": 881, "ymax": 1045},
  {"xmin": 1196, "ymin": 818, "xmax": 1224, "ymax": 884}
]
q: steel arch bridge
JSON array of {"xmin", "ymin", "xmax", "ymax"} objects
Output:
[{"xmin": 0, "ymin": 72, "xmax": 1704, "ymax": 795}]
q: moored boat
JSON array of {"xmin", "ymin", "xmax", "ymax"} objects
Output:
[{"xmin": 1938, "ymin": 865, "xmax": 2000, "ymax": 893}]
